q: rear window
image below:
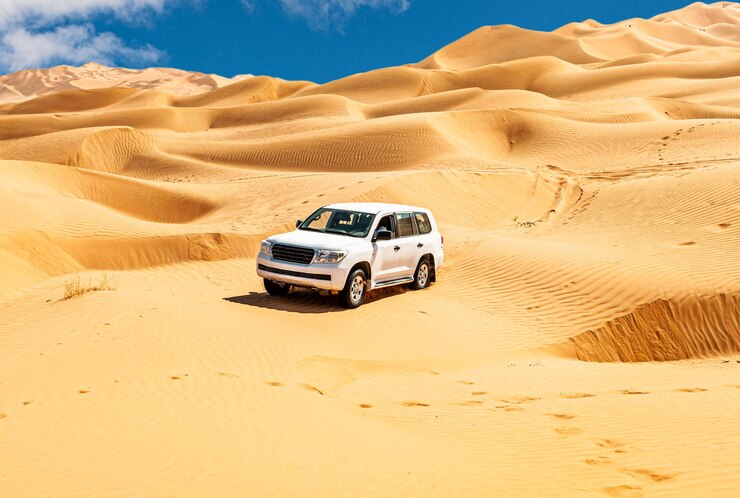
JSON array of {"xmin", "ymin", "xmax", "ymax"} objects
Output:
[
  {"xmin": 396, "ymin": 212, "xmax": 415, "ymax": 237},
  {"xmin": 414, "ymin": 212, "xmax": 432, "ymax": 234}
]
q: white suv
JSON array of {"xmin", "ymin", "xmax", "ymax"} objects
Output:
[{"xmin": 256, "ymin": 202, "xmax": 444, "ymax": 308}]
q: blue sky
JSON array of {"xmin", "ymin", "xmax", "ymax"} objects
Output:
[{"xmin": 0, "ymin": 0, "xmax": 700, "ymax": 82}]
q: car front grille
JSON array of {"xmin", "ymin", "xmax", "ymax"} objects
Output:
[{"xmin": 271, "ymin": 244, "xmax": 315, "ymax": 265}]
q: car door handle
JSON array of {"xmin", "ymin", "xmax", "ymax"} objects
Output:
[
  {"xmin": 417, "ymin": 243, "xmax": 424, "ymax": 248},
  {"xmin": 394, "ymin": 245, "xmax": 400, "ymax": 252}
]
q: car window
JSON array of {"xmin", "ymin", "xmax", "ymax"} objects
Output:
[
  {"xmin": 310, "ymin": 210, "xmax": 331, "ymax": 230},
  {"xmin": 396, "ymin": 212, "xmax": 416, "ymax": 237},
  {"xmin": 375, "ymin": 214, "xmax": 395, "ymax": 238},
  {"xmin": 414, "ymin": 212, "xmax": 432, "ymax": 234}
]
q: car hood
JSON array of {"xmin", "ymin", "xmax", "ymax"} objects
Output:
[{"xmin": 267, "ymin": 229, "xmax": 366, "ymax": 250}]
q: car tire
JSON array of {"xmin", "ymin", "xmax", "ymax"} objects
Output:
[
  {"xmin": 264, "ymin": 278, "xmax": 291, "ymax": 296},
  {"xmin": 340, "ymin": 268, "xmax": 367, "ymax": 309},
  {"xmin": 410, "ymin": 257, "xmax": 431, "ymax": 290}
]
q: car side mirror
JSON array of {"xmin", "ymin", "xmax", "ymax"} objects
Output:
[
  {"xmin": 295, "ymin": 219, "xmax": 303, "ymax": 228},
  {"xmin": 374, "ymin": 229, "xmax": 392, "ymax": 241}
]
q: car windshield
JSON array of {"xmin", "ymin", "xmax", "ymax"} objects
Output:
[{"xmin": 299, "ymin": 208, "xmax": 376, "ymax": 238}]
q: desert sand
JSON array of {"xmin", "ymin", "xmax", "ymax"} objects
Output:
[{"xmin": 0, "ymin": 2, "xmax": 739, "ymax": 497}]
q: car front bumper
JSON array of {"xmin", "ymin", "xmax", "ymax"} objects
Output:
[{"xmin": 256, "ymin": 253, "xmax": 348, "ymax": 291}]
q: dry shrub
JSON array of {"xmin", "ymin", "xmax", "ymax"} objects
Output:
[{"xmin": 63, "ymin": 274, "xmax": 117, "ymax": 300}]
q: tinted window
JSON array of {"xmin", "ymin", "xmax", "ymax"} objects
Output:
[
  {"xmin": 414, "ymin": 212, "xmax": 432, "ymax": 234},
  {"xmin": 396, "ymin": 212, "xmax": 415, "ymax": 237}
]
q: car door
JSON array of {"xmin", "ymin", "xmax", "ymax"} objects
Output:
[
  {"xmin": 394, "ymin": 212, "xmax": 423, "ymax": 277},
  {"xmin": 371, "ymin": 213, "xmax": 402, "ymax": 282}
]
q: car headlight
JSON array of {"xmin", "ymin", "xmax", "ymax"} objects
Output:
[
  {"xmin": 260, "ymin": 240, "xmax": 273, "ymax": 257},
  {"xmin": 314, "ymin": 249, "xmax": 347, "ymax": 264}
]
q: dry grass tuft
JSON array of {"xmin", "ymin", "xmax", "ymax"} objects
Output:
[{"xmin": 62, "ymin": 274, "xmax": 117, "ymax": 301}]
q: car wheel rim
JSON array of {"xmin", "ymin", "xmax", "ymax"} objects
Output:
[
  {"xmin": 350, "ymin": 275, "xmax": 364, "ymax": 303},
  {"xmin": 418, "ymin": 264, "xmax": 428, "ymax": 287}
]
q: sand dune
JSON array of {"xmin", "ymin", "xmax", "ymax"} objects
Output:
[
  {"xmin": 557, "ymin": 293, "xmax": 740, "ymax": 362},
  {"xmin": 1, "ymin": 2, "xmax": 739, "ymax": 497},
  {"xmin": 420, "ymin": 1, "xmax": 740, "ymax": 70},
  {"xmin": 0, "ymin": 62, "xmax": 254, "ymax": 104}
]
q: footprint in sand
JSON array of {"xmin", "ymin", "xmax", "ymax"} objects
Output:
[
  {"xmin": 358, "ymin": 403, "xmax": 372, "ymax": 409},
  {"xmin": 623, "ymin": 468, "xmax": 678, "ymax": 483},
  {"xmin": 265, "ymin": 381, "xmax": 283, "ymax": 387},
  {"xmin": 584, "ymin": 456, "xmax": 612, "ymax": 466},
  {"xmin": 595, "ymin": 439, "xmax": 628, "ymax": 453},
  {"xmin": 618, "ymin": 389, "xmax": 649, "ymax": 395},
  {"xmin": 673, "ymin": 387, "xmax": 707, "ymax": 393},
  {"xmin": 603, "ymin": 484, "xmax": 642, "ymax": 498},
  {"xmin": 560, "ymin": 392, "xmax": 596, "ymax": 399},
  {"xmin": 497, "ymin": 395, "xmax": 540, "ymax": 404},
  {"xmin": 548, "ymin": 413, "xmax": 577, "ymax": 420},
  {"xmin": 300, "ymin": 384, "xmax": 324, "ymax": 395},
  {"xmin": 718, "ymin": 223, "xmax": 731, "ymax": 229},
  {"xmin": 401, "ymin": 401, "xmax": 430, "ymax": 407},
  {"xmin": 554, "ymin": 427, "xmax": 583, "ymax": 436},
  {"xmin": 496, "ymin": 405, "xmax": 524, "ymax": 412},
  {"xmin": 78, "ymin": 389, "xmax": 90, "ymax": 394},
  {"xmin": 459, "ymin": 400, "xmax": 484, "ymax": 406}
]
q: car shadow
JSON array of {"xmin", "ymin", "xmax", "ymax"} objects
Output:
[
  {"xmin": 224, "ymin": 286, "xmax": 409, "ymax": 314},
  {"xmin": 224, "ymin": 290, "xmax": 343, "ymax": 314}
]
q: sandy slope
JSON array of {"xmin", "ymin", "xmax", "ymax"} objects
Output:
[{"xmin": 1, "ymin": 2, "xmax": 739, "ymax": 497}]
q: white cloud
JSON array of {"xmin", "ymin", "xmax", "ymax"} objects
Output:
[
  {"xmin": 0, "ymin": 0, "xmax": 414, "ymax": 72},
  {"xmin": 276, "ymin": 0, "xmax": 411, "ymax": 30},
  {"xmin": 0, "ymin": 0, "xmax": 169, "ymax": 28},
  {"xmin": 0, "ymin": 24, "xmax": 164, "ymax": 71},
  {"xmin": 241, "ymin": 0, "xmax": 256, "ymax": 14},
  {"xmin": 0, "ymin": 0, "xmax": 175, "ymax": 72}
]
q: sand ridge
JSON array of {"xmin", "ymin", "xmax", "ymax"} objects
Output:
[{"xmin": 0, "ymin": 2, "xmax": 739, "ymax": 497}]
